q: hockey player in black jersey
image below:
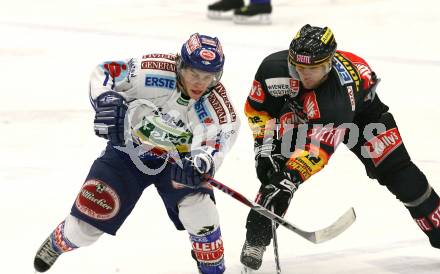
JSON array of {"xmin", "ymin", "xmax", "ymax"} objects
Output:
[{"xmin": 240, "ymin": 24, "xmax": 440, "ymax": 271}]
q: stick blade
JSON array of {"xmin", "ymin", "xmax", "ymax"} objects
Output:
[{"xmin": 313, "ymin": 207, "xmax": 356, "ymax": 243}]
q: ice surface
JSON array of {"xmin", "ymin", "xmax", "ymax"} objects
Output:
[{"xmin": 1, "ymin": 0, "xmax": 440, "ymax": 273}]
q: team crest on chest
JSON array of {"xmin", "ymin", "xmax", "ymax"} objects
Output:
[{"xmin": 303, "ymin": 92, "xmax": 321, "ymax": 120}]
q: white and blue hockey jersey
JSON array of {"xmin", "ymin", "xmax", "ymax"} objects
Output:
[{"xmin": 89, "ymin": 53, "xmax": 240, "ymax": 171}]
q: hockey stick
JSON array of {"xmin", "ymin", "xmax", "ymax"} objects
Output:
[
  {"xmin": 123, "ymin": 101, "xmax": 355, "ymax": 243},
  {"xmin": 206, "ymin": 176, "xmax": 356, "ymax": 244},
  {"xmin": 271, "ymin": 205, "xmax": 282, "ymax": 274}
]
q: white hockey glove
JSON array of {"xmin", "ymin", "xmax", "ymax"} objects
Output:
[{"xmin": 170, "ymin": 148, "xmax": 216, "ymax": 188}]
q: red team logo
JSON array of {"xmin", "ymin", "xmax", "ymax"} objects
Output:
[
  {"xmin": 75, "ymin": 179, "xmax": 120, "ymax": 220},
  {"xmin": 289, "ymin": 79, "xmax": 300, "ymax": 97},
  {"xmin": 303, "ymin": 92, "xmax": 321, "ymax": 120},
  {"xmin": 192, "ymin": 237, "xmax": 224, "ymax": 264},
  {"xmin": 249, "ymin": 80, "xmax": 265, "ymax": 103},
  {"xmin": 200, "ymin": 49, "xmax": 216, "ymax": 61},
  {"xmin": 103, "ymin": 62, "xmax": 127, "ymax": 78},
  {"xmin": 208, "ymin": 92, "xmax": 228, "ymax": 124},
  {"xmin": 354, "ymin": 62, "xmax": 374, "ymax": 89},
  {"xmin": 296, "ymin": 54, "xmax": 311, "ymax": 64},
  {"xmin": 364, "ymin": 128, "xmax": 403, "ymax": 166},
  {"xmin": 308, "ymin": 126, "xmax": 346, "ymax": 148},
  {"xmin": 279, "ymin": 111, "xmax": 295, "ymax": 137},
  {"xmin": 414, "ymin": 202, "xmax": 440, "ymax": 232},
  {"xmin": 347, "ymin": 86, "xmax": 356, "ymax": 111},
  {"xmin": 186, "ymin": 34, "xmax": 202, "ymax": 54},
  {"xmin": 53, "ymin": 221, "xmax": 76, "ymax": 252}
]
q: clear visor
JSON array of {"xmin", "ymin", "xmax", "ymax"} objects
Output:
[
  {"xmin": 288, "ymin": 60, "xmax": 331, "ymax": 80},
  {"xmin": 288, "ymin": 61, "xmax": 300, "ymax": 80},
  {"xmin": 182, "ymin": 67, "xmax": 223, "ymax": 88}
]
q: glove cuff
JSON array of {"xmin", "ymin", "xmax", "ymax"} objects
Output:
[
  {"xmin": 191, "ymin": 147, "xmax": 217, "ymax": 176},
  {"xmin": 94, "ymin": 91, "xmax": 126, "ymax": 109},
  {"xmin": 254, "ymin": 137, "xmax": 281, "ymax": 159},
  {"xmin": 254, "ymin": 143, "xmax": 275, "ymax": 159},
  {"xmin": 270, "ymin": 172, "xmax": 298, "ymax": 193}
]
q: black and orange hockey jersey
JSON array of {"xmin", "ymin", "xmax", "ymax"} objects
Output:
[{"xmin": 245, "ymin": 50, "xmax": 387, "ymax": 182}]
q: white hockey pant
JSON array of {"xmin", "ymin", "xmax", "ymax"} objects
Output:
[
  {"xmin": 50, "ymin": 214, "xmax": 104, "ymax": 253},
  {"xmin": 178, "ymin": 193, "xmax": 225, "ymax": 274}
]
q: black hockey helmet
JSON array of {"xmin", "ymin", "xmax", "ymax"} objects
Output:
[{"xmin": 288, "ymin": 24, "xmax": 337, "ymax": 66}]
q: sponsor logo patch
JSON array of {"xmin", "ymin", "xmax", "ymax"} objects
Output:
[
  {"xmin": 186, "ymin": 34, "xmax": 202, "ymax": 55},
  {"xmin": 415, "ymin": 217, "xmax": 433, "ymax": 232},
  {"xmin": 354, "ymin": 62, "xmax": 374, "ymax": 89},
  {"xmin": 136, "ymin": 109, "xmax": 192, "ymax": 153},
  {"xmin": 321, "ymin": 28, "xmax": 333, "ymax": 44},
  {"xmin": 279, "ymin": 111, "xmax": 295, "ymax": 137},
  {"xmin": 102, "ymin": 61, "xmax": 127, "ymax": 82},
  {"xmin": 265, "ymin": 78, "xmax": 299, "ymax": 98},
  {"xmin": 176, "ymin": 96, "xmax": 189, "ymax": 106},
  {"xmin": 142, "ymin": 53, "xmax": 176, "ymax": 60},
  {"xmin": 334, "ymin": 58, "xmax": 353, "ymax": 86},
  {"xmin": 290, "ymin": 79, "xmax": 300, "ymax": 97},
  {"xmin": 194, "ymin": 98, "xmax": 214, "ymax": 124},
  {"xmin": 141, "ymin": 60, "xmax": 176, "ymax": 72},
  {"xmin": 200, "ymin": 49, "xmax": 216, "ymax": 61},
  {"xmin": 52, "ymin": 221, "xmax": 77, "ymax": 252},
  {"xmin": 75, "ymin": 179, "xmax": 120, "ymax": 220},
  {"xmin": 214, "ymin": 84, "xmax": 236, "ymax": 122},
  {"xmin": 334, "ymin": 53, "xmax": 360, "ymax": 90},
  {"xmin": 346, "ymin": 86, "xmax": 355, "ymax": 111},
  {"xmin": 126, "ymin": 58, "xmax": 137, "ymax": 83},
  {"xmin": 286, "ymin": 148, "xmax": 329, "ymax": 181},
  {"xmin": 296, "ymin": 54, "xmax": 311, "ymax": 64},
  {"xmin": 201, "ymin": 37, "xmax": 217, "ymax": 47},
  {"xmin": 145, "ymin": 74, "xmax": 176, "ymax": 90},
  {"xmin": 208, "ymin": 92, "xmax": 227, "ymax": 124},
  {"xmin": 249, "ymin": 80, "xmax": 265, "ymax": 103},
  {"xmin": 364, "ymin": 128, "xmax": 402, "ymax": 166},
  {"xmin": 190, "ymin": 228, "xmax": 224, "ymax": 264},
  {"xmin": 303, "ymin": 92, "xmax": 321, "ymax": 120},
  {"xmin": 308, "ymin": 126, "xmax": 346, "ymax": 148},
  {"xmin": 429, "ymin": 202, "xmax": 440, "ymax": 229}
]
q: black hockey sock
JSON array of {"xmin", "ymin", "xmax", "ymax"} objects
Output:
[
  {"xmin": 245, "ymin": 209, "xmax": 272, "ymax": 246},
  {"xmin": 405, "ymin": 190, "xmax": 440, "ymax": 248}
]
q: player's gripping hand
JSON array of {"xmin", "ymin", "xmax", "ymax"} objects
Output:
[
  {"xmin": 171, "ymin": 148, "xmax": 216, "ymax": 188},
  {"xmin": 258, "ymin": 171, "xmax": 299, "ymax": 216},
  {"xmin": 93, "ymin": 91, "xmax": 128, "ymax": 146},
  {"xmin": 254, "ymin": 141, "xmax": 287, "ymax": 185}
]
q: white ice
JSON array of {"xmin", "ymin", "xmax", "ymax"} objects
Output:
[{"xmin": 1, "ymin": 0, "xmax": 440, "ymax": 273}]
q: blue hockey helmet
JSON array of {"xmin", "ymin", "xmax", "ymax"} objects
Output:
[{"xmin": 180, "ymin": 33, "xmax": 225, "ymax": 73}]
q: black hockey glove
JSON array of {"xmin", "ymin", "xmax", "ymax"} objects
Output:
[
  {"xmin": 258, "ymin": 171, "xmax": 299, "ymax": 217},
  {"xmin": 170, "ymin": 148, "xmax": 216, "ymax": 188},
  {"xmin": 93, "ymin": 91, "xmax": 128, "ymax": 146},
  {"xmin": 254, "ymin": 139, "xmax": 287, "ymax": 185}
]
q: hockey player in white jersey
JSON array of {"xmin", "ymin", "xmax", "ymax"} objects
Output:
[{"xmin": 33, "ymin": 33, "xmax": 240, "ymax": 274}]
